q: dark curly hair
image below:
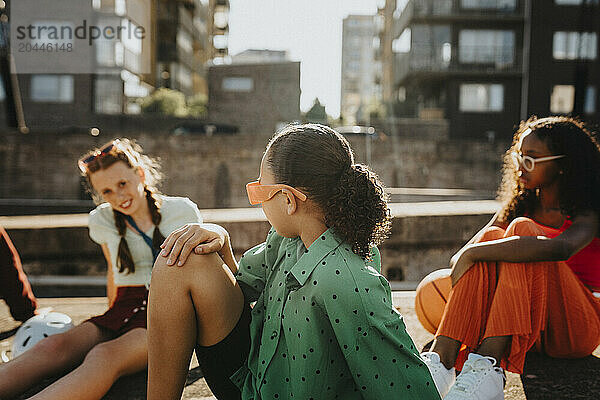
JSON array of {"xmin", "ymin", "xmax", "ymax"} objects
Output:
[
  {"xmin": 265, "ymin": 124, "xmax": 392, "ymax": 259},
  {"xmin": 79, "ymin": 138, "xmax": 165, "ymax": 274},
  {"xmin": 498, "ymin": 116, "xmax": 600, "ymax": 224}
]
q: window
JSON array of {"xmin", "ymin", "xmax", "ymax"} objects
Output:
[
  {"xmin": 394, "ymin": 0, "xmax": 409, "ymax": 18},
  {"xmin": 0, "ymin": 77, "xmax": 5, "ymax": 101},
  {"xmin": 115, "ymin": 0, "xmax": 126, "ymax": 16},
  {"xmin": 550, "ymin": 85, "xmax": 597, "ymax": 113},
  {"xmin": 459, "ymin": 83, "xmax": 504, "ymax": 112},
  {"xmin": 585, "ymin": 86, "xmax": 596, "ymax": 114},
  {"xmin": 213, "ymin": 34, "xmax": 228, "ymax": 50},
  {"xmin": 30, "ymin": 75, "xmax": 74, "ymax": 103},
  {"xmin": 121, "ymin": 19, "xmax": 142, "ymax": 55},
  {"xmin": 555, "ymin": 0, "xmax": 598, "ymax": 5},
  {"xmin": 393, "ymin": 29, "xmax": 411, "ymax": 53},
  {"xmin": 177, "ymin": 64, "xmax": 192, "ymax": 90},
  {"xmin": 459, "ymin": 30, "xmax": 515, "ymax": 66},
  {"xmin": 177, "ymin": 29, "xmax": 193, "ymax": 53},
  {"xmin": 550, "ymin": 85, "xmax": 575, "ymax": 113},
  {"xmin": 222, "ymin": 77, "xmax": 253, "ymax": 92},
  {"xmin": 347, "ymin": 61, "xmax": 361, "ymax": 72},
  {"xmin": 553, "ymin": 32, "xmax": 597, "ymax": 60},
  {"xmin": 95, "ymin": 76, "xmax": 122, "ymax": 114},
  {"xmin": 461, "ymin": 0, "xmax": 516, "ymax": 9}
]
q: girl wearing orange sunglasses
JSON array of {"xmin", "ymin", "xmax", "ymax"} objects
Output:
[{"xmin": 147, "ymin": 124, "xmax": 440, "ymax": 399}]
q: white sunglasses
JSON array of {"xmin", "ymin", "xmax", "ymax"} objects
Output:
[{"xmin": 511, "ymin": 152, "xmax": 566, "ymax": 172}]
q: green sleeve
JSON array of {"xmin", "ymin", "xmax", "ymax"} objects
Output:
[{"xmin": 235, "ymin": 228, "xmax": 285, "ymax": 302}]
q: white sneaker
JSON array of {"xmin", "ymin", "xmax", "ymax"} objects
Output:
[
  {"xmin": 444, "ymin": 353, "xmax": 505, "ymax": 400},
  {"xmin": 421, "ymin": 351, "xmax": 456, "ymax": 397}
]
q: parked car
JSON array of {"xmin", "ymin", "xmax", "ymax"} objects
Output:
[{"xmin": 171, "ymin": 122, "xmax": 239, "ymax": 136}]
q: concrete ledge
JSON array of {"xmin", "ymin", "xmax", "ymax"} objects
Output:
[
  {"xmin": 0, "ymin": 200, "xmax": 499, "ymax": 229},
  {"xmin": 2, "ymin": 201, "xmax": 500, "ymax": 288}
]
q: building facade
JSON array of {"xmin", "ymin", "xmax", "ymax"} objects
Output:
[
  {"xmin": 0, "ymin": 0, "xmax": 223, "ymax": 131},
  {"xmin": 391, "ymin": 0, "xmax": 599, "ymax": 139},
  {"xmin": 208, "ymin": 61, "xmax": 301, "ymax": 134},
  {"xmin": 340, "ymin": 15, "xmax": 380, "ymax": 125}
]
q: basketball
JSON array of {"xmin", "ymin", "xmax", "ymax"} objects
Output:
[{"xmin": 415, "ymin": 268, "xmax": 452, "ymax": 334}]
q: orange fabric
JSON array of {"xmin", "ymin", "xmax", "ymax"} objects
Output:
[
  {"xmin": 533, "ymin": 219, "xmax": 600, "ymax": 290},
  {"xmin": 436, "ymin": 217, "xmax": 600, "ymax": 374}
]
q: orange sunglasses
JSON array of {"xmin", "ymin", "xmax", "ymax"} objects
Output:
[{"xmin": 246, "ymin": 181, "xmax": 308, "ymax": 205}]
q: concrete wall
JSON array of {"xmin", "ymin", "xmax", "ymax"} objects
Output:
[
  {"xmin": 7, "ymin": 211, "xmax": 492, "ymax": 286},
  {"xmin": 0, "ymin": 121, "xmax": 508, "ymax": 209}
]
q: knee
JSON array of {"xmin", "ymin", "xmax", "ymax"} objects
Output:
[
  {"xmin": 504, "ymin": 217, "xmax": 544, "ymax": 237},
  {"xmin": 478, "ymin": 226, "xmax": 506, "ymax": 242},
  {"xmin": 151, "ymin": 253, "xmax": 224, "ymax": 293},
  {"xmin": 83, "ymin": 342, "xmax": 122, "ymax": 376}
]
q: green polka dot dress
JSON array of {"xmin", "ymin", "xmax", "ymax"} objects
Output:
[{"xmin": 231, "ymin": 228, "xmax": 440, "ymax": 399}]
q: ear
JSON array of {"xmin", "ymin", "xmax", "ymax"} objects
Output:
[
  {"xmin": 282, "ymin": 189, "xmax": 297, "ymax": 215},
  {"xmin": 136, "ymin": 167, "xmax": 146, "ymax": 183}
]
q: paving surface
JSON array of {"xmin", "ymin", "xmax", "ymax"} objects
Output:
[{"xmin": 1, "ymin": 293, "xmax": 599, "ymax": 399}]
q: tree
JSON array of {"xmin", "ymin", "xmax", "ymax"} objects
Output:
[
  {"xmin": 187, "ymin": 93, "xmax": 208, "ymax": 118},
  {"xmin": 304, "ymin": 98, "xmax": 328, "ymax": 124},
  {"xmin": 140, "ymin": 88, "xmax": 188, "ymax": 117}
]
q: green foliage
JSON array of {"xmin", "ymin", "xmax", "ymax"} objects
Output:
[
  {"xmin": 140, "ymin": 88, "xmax": 188, "ymax": 117},
  {"xmin": 365, "ymin": 98, "xmax": 386, "ymax": 120},
  {"xmin": 304, "ymin": 98, "xmax": 328, "ymax": 124},
  {"xmin": 187, "ymin": 93, "xmax": 208, "ymax": 118}
]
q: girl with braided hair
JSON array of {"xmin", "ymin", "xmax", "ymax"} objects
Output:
[
  {"xmin": 148, "ymin": 124, "xmax": 440, "ymax": 399},
  {"xmin": 0, "ymin": 138, "xmax": 203, "ymax": 399}
]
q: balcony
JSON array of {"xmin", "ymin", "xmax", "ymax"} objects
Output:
[
  {"xmin": 395, "ymin": 44, "xmax": 521, "ymax": 84},
  {"xmin": 396, "ymin": 0, "xmax": 523, "ymax": 35}
]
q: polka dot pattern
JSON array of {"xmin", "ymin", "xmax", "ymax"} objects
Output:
[{"xmin": 234, "ymin": 228, "xmax": 440, "ymax": 399}]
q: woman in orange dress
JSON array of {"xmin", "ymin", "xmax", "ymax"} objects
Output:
[{"xmin": 421, "ymin": 116, "xmax": 600, "ymax": 400}]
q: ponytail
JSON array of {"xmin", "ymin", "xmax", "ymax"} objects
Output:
[{"xmin": 324, "ymin": 164, "xmax": 391, "ymax": 259}]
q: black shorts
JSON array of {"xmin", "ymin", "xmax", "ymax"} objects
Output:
[{"xmin": 195, "ymin": 302, "xmax": 252, "ymax": 400}]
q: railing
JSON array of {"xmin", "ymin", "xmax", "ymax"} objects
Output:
[
  {"xmin": 398, "ymin": 0, "xmax": 521, "ymax": 23},
  {"xmin": 458, "ymin": 45, "xmax": 515, "ymax": 67},
  {"xmin": 413, "ymin": 0, "xmax": 453, "ymax": 16},
  {"xmin": 395, "ymin": 44, "xmax": 519, "ymax": 83},
  {"xmin": 395, "ymin": 50, "xmax": 450, "ymax": 82}
]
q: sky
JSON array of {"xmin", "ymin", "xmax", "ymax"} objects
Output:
[{"xmin": 228, "ymin": 0, "xmax": 382, "ymax": 118}]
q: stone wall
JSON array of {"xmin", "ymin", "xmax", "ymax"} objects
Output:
[
  {"xmin": 0, "ymin": 120, "xmax": 508, "ymax": 209},
  {"xmin": 6, "ymin": 208, "xmax": 493, "ymax": 286}
]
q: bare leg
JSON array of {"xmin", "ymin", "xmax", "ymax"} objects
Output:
[
  {"xmin": 147, "ymin": 252, "xmax": 244, "ymax": 400},
  {"xmin": 430, "ymin": 335, "xmax": 462, "ymax": 370},
  {"xmin": 0, "ymin": 322, "xmax": 109, "ymax": 398},
  {"xmin": 476, "ymin": 335, "xmax": 510, "ymax": 364},
  {"xmin": 27, "ymin": 328, "xmax": 147, "ymax": 400}
]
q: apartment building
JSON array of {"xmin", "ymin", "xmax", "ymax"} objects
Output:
[
  {"xmin": 391, "ymin": 0, "xmax": 599, "ymax": 139},
  {"xmin": 0, "ymin": 0, "xmax": 224, "ymax": 131},
  {"xmin": 341, "ymin": 15, "xmax": 380, "ymax": 124}
]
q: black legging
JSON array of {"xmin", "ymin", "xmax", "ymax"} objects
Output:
[{"xmin": 195, "ymin": 302, "xmax": 252, "ymax": 399}]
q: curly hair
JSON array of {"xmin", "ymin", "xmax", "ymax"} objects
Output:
[
  {"xmin": 497, "ymin": 116, "xmax": 600, "ymax": 224},
  {"xmin": 79, "ymin": 138, "xmax": 165, "ymax": 274},
  {"xmin": 265, "ymin": 124, "xmax": 392, "ymax": 259}
]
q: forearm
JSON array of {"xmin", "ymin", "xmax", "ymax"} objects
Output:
[{"xmin": 468, "ymin": 235, "xmax": 568, "ymax": 263}]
